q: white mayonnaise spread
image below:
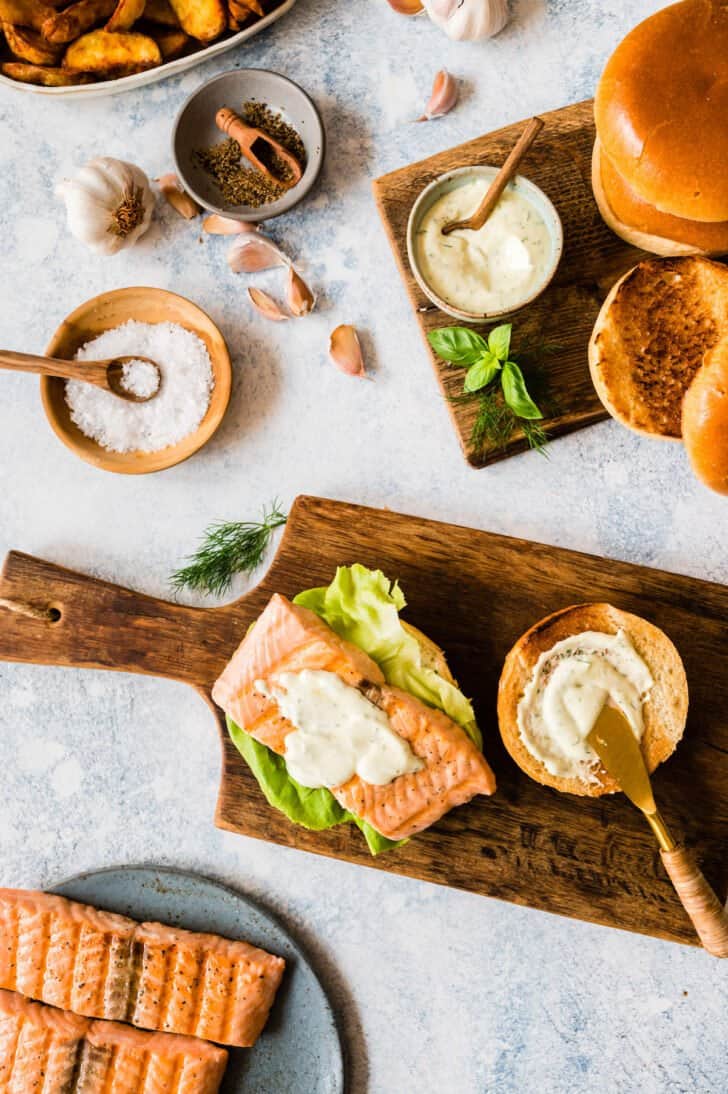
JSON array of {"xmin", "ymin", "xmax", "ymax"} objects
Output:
[
  {"xmin": 415, "ymin": 179, "xmax": 553, "ymax": 314},
  {"xmin": 255, "ymin": 670, "xmax": 423, "ymax": 789},
  {"xmin": 516, "ymin": 630, "xmax": 654, "ymax": 782}
]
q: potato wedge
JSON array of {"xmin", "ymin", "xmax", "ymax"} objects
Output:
[
  {"xmin": 64, "ymin": 28, "xmax": 161, "ymax": 73},
  {"xmin": 2, "ymin": 60, "xmax": 94, "ymax": 84},
  {"xmin": 232, "ymin": 0, "xmax": 263, "ymax": 16},
  {"xmin": 0, "ymin": 1, "xmax": 54, "ymax": 32},
  {"xmin": 148, "ymin": 24, "xmax": 188, "ymax": 58},
  {"xmin": 167, "ymin": 0, "xmax": 225, "ymax": 42},
  {"xmin": 43, "ymin": 0, "xmax": 117, "ymax": 45},
  {"xmin": 106, "ymin": 0, "xmax": 145, "ymax": 32},
  {"xmin": 144, "ymin": 0, "xmax": 178, "ymax": 26},
  {"xmin": 3, "ymin": 22, "xmax": 62, "ymax": 64}
]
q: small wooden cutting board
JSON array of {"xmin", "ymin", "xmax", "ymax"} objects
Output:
[
  {"xmin": 1, "ymin": 495, "xmax": 726, "ymax": 947},
  {"xmin": 373, "ymin": 100, "xmax": 648, "ymax": 466}
]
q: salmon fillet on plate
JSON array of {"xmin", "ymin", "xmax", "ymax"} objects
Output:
[
  {"xmin": 0, "ymin": 890, "xmax": 284, "ymax": 1049},
  {"xmin": 0, "ymin": 988, "xmax": 228, "ymax": 1093},
  {"xmin": 213, "ymin": 593, "xmax": 496, "ymax": 840}
]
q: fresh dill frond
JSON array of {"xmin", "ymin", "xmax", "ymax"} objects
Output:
[
  {"xmin": 470, "ymin": 390, "xmax": 516, "ymax": 452},
  {"xmin": 171, "ymin": 501, "xmax": 288, "ymax": 596},
  {"xmin": 520, "ymin": 418, "xmax": 550, "ymax": 457}
]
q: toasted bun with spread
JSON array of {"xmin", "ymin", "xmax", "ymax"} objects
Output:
[
  {"xmin": 402, "ymin": 621, "xmax": 482, "ymax": 741},
  {"xmin": 592, "ymin": 141, "xmax": 728, "ymax": 257},
  {"xmin": 588, "ymin": 256, "xmax": 728, "ymax": 437},
  {"xmin": 682, "ymin": 341, "xmax": 728, "ymax": 494},
  {"xmin": 594, "ymin": 0, "xmax": 728, "ymax": 225},
  {"xmin": 497, "ymin": 604, "xmax": 688, "ymax": 797}
]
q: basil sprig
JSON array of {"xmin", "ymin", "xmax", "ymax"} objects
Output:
[{"xmin": 427, "ymin": 322, "xmax": 544, "ymax": 422}]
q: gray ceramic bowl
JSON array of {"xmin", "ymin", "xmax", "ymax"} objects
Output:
[{"xmin": 173, "ymin": 68, "xmax": 325, "ymax": 223}]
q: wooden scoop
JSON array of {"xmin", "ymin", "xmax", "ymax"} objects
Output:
[
  {"xmin": 588, "ymin": 703, "xmax": 728, "ymax": 957},
  {"xmin": 0, "ymin": 350, "xmax": 162, "ymax": 404},
  {"xmin": 216, "ymin": 107, "xmax": 303, "ymax": 188},
  {"xmin": 441, "ymin": 116, "xmax": 544, "ymax": 236}
]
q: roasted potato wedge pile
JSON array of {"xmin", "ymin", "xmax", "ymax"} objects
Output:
[{"xmin": 0, "ymin": 0, "xmax": 282, "ymax": 87}]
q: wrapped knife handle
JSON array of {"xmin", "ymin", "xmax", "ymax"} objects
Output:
[{"xmin": 661, "ymin": 846, "xmax": 728, "ymax": 957}]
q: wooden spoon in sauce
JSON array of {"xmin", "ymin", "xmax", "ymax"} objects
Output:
[
  {"xmin": 0, "ymin": 351, "xmax": 162, "ymax": 403},
  {"xmin": 441, "ymin": 116, "xmax": 545, "ymax": 236}
]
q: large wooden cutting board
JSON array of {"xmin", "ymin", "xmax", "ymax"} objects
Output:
[
  {"xmin": 373, "ymin": 100, "xmax": 648, "ymax": 466},
  {"xmin": 1, "ymin": 495, "xmax": 726, "ymax": 947}
]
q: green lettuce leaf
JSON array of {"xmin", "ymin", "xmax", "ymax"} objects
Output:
[
  {"xmin": 228, "ymin": 720, "xmax": 404, "ymax": 855},
  {"xmin": 294, "ymin": 564, "xmax": 481, "ymax": 749},
  {"xmin": 227, "ymin": 563, "xmax": 481, "ymax": 856}
]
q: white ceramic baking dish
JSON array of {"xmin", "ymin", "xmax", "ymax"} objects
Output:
[{"xmin": 0, "ymin": 0, "xmax": 298, "ymax": 99}]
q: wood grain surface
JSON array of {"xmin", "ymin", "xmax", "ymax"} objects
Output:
[
  {"xmin": 1, "ymin": 494, "xmax": 726, "ymax": 947},
  {"xmin": 373, "ymin": 100, "xmax": 649, "ymax": 466}
]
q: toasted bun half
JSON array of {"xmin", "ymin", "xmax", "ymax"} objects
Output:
[
  {"xmin": 592, "ymin": 141, "xmax": 728, "ymax": 258},
  {"xmin": 682, "ymin": 341, "xmax": 728, "ymax": 494},
  {"xmin": 497, "ymin": 604, "xmax": 688, "ymax": 797},
  {"xmin": 402, "ymin": 621, "xmax": 481, "ymax": 742},
  {"xmin": 588, "ymin": 256, "xmax": 728, "ymax": 437},
  {"xmin": 595, "ymin": 0, "xmax": 728, "ymax": 223}
]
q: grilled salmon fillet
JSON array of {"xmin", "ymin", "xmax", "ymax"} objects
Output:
[
  {"xmin": 0, "ymin": 988, "xmax": 227, "ymax": 1093},
  {"xmin": 214, "ymin": 594, "xmax": 496, "ymax": 840},
  {"xmin": 0, "ymin": 891, "xmax": 284, "ymax": 1049}
]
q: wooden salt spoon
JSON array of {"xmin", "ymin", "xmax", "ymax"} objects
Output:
[
  {"xmin": 441, "ymin": 116, "xmax": 545, "ymax": 236},
  {"xmin": 0, "ymin": 351, "xmax": 162, "ymax": 404},
  {"xmin": 216, "ymin": 107, "xmax": 303, "ymax": 189}
]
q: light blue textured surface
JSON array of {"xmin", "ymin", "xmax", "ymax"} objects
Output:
[{"xmin": 0, "ymin": 2, "xmax": 726, "ymax": 1092}]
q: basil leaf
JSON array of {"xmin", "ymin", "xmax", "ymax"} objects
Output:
[
  {"xmin": 501, "ymin": 360, "xmax": 543, "ymax": 419},
  {"xmin": 463, "ymin": 352, "xmax": 501, "ymax": 393},
  {"xmin": 487, "ymin": 323, "xmax": 512, "ymax": 362},
  {"xmin": 427, "ymin": 327, "xmax": 488, "ymax": 364}
]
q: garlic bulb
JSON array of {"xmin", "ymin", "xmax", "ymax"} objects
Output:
[
  {"xmin": 57, "ymin": 157, "xmax": 154, "ymax": 255},
  {"xmin": 423, "ymin": 0, "xmax": 508, "ymax": 40}
]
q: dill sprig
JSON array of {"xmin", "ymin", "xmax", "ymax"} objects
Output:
[{"xmin": 171, "ymin": 501, "xmax": 288, "ymax": 596}]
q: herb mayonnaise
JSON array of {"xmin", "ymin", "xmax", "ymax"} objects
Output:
[
  {"xmin": 516, "ymin": 630, "xmax": 654, "ymax": 782},
  {"xmin": 256, "ymin": 670, "xmax": 423, "ymax": 789},
  {"xmin": 415, "ymin": 179, "xmax": 553, "ymax": 315}
]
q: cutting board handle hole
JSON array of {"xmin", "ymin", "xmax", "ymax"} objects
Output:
[{"xmin": 0, "ymin": 597, "xmax": 61, "ymax": 623}]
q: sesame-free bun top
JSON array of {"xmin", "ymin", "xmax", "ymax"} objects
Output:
[
  {"xmin": 588, "ymin": 256, "xmax": 728, "ymax": 438},
  {"xmin": 595, "ymin": 0, "xmax": 728, "ymax": 223},
  {"xmin": 682, "ymin": 341, "xmax": 728, "ymax": 495},
  {"xmin": 497, "ymin": 604, "xmax": 688, "ymax": 797}
]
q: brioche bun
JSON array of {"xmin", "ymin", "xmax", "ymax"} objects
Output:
[
  {"xmin": 592, "ymin": 141, "xmax": 728, "ymax": 258},
  {"xmin": 497, "ymin": 604, "xmax": 688, "ymax": 797},
  {"xmin": 403, "ymin": 621, "xmax": 481, "ymax": 742},
  {"xmin": 594, "ymin": 0, "xmax": 728, "ymax": 225},
  {"xmin": 682, "ymin": 341, "xmax": 728, "ymax": 494},
  {"xmin": 588, "ymin": 256, "xmax": 728, "ymax": 437}
]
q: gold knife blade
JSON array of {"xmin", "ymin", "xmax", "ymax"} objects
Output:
[{"xmin": 587, "ymin": 704, "xmax": 675, "ymax": 852}]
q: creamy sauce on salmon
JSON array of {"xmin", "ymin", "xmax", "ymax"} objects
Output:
[
  {"xmin": 255, "ymin": 670, "xmax": 424, "ymax": 788},
  {"xmin": 415, "ymin": 179, "xmax": 553, "ymax": 314},
  {"xmin": 516, "ymin": 630, "xmax": 654, "ymax": 782}
]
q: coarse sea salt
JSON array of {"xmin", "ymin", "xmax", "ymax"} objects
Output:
[
  {"xmin": 66, "ymin": 320, "xmax": 214, "ymax": 453},
  {"xmin": 120, "ymin": 359, "xmax": 160, "ymax": 399}
]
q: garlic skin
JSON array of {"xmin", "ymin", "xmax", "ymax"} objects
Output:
[
  {"xmin": 56, "ymin": 157, "xmax": 154, "ymax": 256},
  {"xmin": 287, "ymin": 267, "xmax": 315, "ymax": 316},
  {"xmin": 422, "ymin": 0, "xmax": 508, "ymax": 39},
  {"xmin": 248, "ymin": 287, "xmax": 288, "ymax": 321},
  {"xmin": 228, "ymin": 234, "xmax": 289, "ymax": 274}
]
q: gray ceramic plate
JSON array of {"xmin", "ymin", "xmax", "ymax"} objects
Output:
[
  {"xmin": 173, "ymin": 68, "xmax": 325, "ymax": 221},
  {"xmin": 52, "ymin": 865, "xmax": 344, "ymax": 1094},
  {"xmin": 0, "ymin": 1, "xmax": 298, "ymax": 99}
]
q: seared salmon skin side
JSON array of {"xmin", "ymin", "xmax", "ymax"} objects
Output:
[
  {"xmin": 0, "ymin": 891, "xmax": 285, "ymax": 1049},
  {"xmin": 0, "ymin": 987, "xmax": 228, "ymax": 1093},
  {"xmin": 213, "ymin": 594, "xmax": 496, "ymax": 840}
]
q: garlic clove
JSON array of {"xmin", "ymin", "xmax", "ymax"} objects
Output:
[
  {"xmin": 227, "ymin": 234, "xmax": 289, "ymax": 273},
  {"xmin": 248, "ymin": 287, "xmax": 289, "ymax": 321},
  {"xmin": 156, "ymin": 172, "xmax": 201, "ymax": 219},
  {"xmin": 385, "ymin": 0, "xmax": 424, "ymax": 13},
  {"xmin": 203, "ymin": 214, "xmax": 258, "ymax": 234},
  {"xmin": 287, "ymin": 268, "xmax": 315, "ymax": 317},
  {"xmin": 330, "ymin": 325, "xmax": 367, "ymax": 378},
  {"xmin": 416, "ymin": 69, "xmax": 459, "ymax": 122}
]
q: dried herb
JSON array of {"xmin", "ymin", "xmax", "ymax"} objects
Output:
[
  {"xmin": 171, "ymin": 501, "xmax": 288, "ymax": 596},
  {"xmin": 194, "ymin": 100, "xmax": 307, "ymax": 209}
]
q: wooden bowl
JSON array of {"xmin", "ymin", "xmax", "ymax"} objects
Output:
[{"xmin": 41, "ymin": 287, "xmax": 231, "ymax": 475}]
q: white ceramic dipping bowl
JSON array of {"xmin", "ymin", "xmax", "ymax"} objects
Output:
[{"xmin": 406, "ymin": 165, "xmax": 564, "ymax": 324}]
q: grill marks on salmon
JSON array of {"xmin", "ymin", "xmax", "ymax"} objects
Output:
[
  {"xmin": 0, "ymin": 988, "xmax": 228, "ymax": 1093},
  {"xmin": 213, "ymin": 594, "xmax": 496, "ymax": 840},
  {"xmin": 0, "ymin": 891, "xmax": 285, "ymax": 1049}
]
